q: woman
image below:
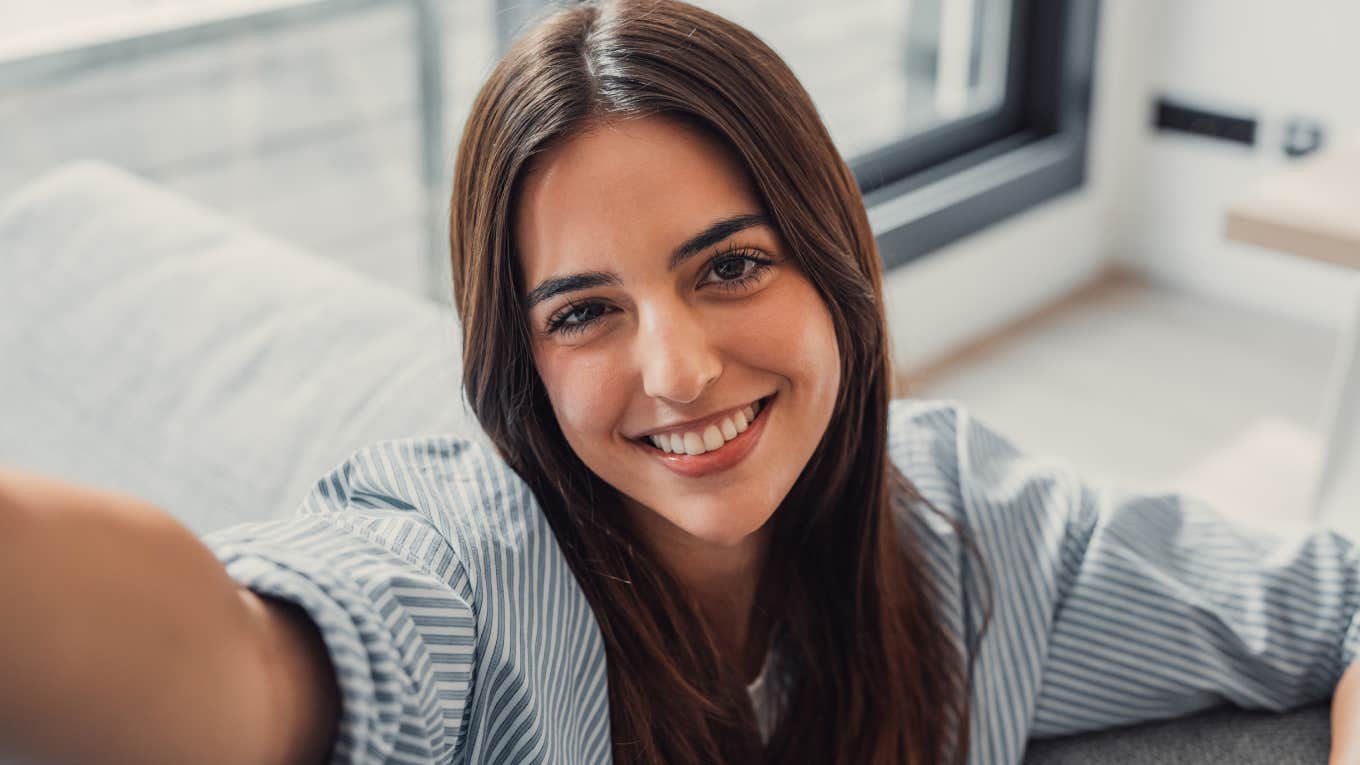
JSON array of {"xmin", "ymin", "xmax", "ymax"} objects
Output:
[
  {"xmin": 450, "ymin": 0, "xmax": 970, "ymax": 760},
  {"xmin": 3, "ymin": 0, "xmax": 1360, "ymax": 764}
]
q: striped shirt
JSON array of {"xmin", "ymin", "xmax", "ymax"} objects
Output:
[{"xmin": 201, "ymin": 397, "xmax": 1360, "ymax": 764}]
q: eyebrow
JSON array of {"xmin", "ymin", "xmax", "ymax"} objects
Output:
[{"xmin": 523, "ymin": 213, "xmax": 770, "ymax": 309}]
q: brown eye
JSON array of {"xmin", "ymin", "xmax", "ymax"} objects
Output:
[
  {"xmin": 712, "ymin": 256, "xmax": 750, "ymax": 281},
  {"xmin": 700, "ymin": 249, "xmax": 775, "ymax": 292},
  {"xmin": 562, "ymin": 302, "xmax": 607, "ymax": 325},
  {"xmin": 546, "ymin": 300, "xmax": 614, "ymax": 336}
]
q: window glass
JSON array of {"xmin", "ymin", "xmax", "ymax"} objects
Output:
[
  {"xmin": 692, "ymin": 0, "xmax": 1014, "ymax": 160},
  {"xmin": 1, "ymin": 0, "xmax": 1019, "ymax": 293},
  {"xmin": 1, "ymin": 0, "xmax": 502, "ymax": 296}
]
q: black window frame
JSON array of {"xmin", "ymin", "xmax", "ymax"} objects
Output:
[
  {"xmin": 508, "ymin": 0, "xmax": 1100, "ymax": 272},
  {"xmin": 853, "ymin": 0, "xmax": 1101, "ymax": 270}
]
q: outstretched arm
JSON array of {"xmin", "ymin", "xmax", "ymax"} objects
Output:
[
  {"xmin": 908, "ymin": 400, "xmax": 1360, "ymax": 756},
  {"xmin": 1334, "ymin": 662, "xmax": 1360, "ymax": 765},
  {"xmin": 0, "ymin": 466, "xmax": 335, "ymax": 765}
]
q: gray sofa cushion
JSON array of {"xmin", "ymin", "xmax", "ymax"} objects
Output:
[
  {"xmin": 0, "ymin": 161, "xmax": 1337, "ymax": 762},
  {"xmin": 0, "ymin": 161, "xmax": 479, "ymax": 535},
  {"xmin": 1022, "ymin": 702, "xmax": 1330, "ymax": 763}
]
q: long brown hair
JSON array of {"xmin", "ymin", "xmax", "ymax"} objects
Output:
[{"xmin": 450, "ymin": 1, "xmax": 982, "ymax": 762}]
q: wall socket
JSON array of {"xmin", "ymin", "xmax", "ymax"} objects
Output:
[
  {"xmin": 1282, "ymin": 117, "xmax": 1326, "ymax": 159},
  {"xmin": 1153, "ymin": 97, "xmax": 1257, "ymax": 146},
  {"xmin": 1153, "ymin": 96, "xmax": 1329, "ymax": 160}
]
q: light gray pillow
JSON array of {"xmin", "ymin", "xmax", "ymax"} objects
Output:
[{"xmin": 0, "ymin": 160, "xmax": 481, "ymax": 535}]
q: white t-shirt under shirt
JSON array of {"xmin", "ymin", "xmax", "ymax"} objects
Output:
[{"xmin": 746, "ymin": 648, "xmax": 778, "ymax": 744}]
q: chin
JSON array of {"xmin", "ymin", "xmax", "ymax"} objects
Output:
[
  {"xmin": 662, "ymin": 499, "xmax": 773, "ymax": 548},
  {"xmin": 685, "ymin": 525, "xmax": 758, "ymax": 548}
]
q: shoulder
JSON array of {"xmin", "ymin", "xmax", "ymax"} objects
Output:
[
  {"xmin": 887, "ymin": 395, "xmax": 1026, "ymax": 465},
  {"xmin": 886, "ymin": 397, "xmax": 1085, "ymax": 539},
  {"xmin": 331, "ymin": 434, "xmax": 609, "ymax": 753},
  {"xmin": 311, "ymin": 433, "xmax": 559, "ymax": 572},
  {"xmin": 210, "ymin": 433, "xmax": 607, "ymax": 761},
  {"xmin": 885, "ymin": 398, "xmax": 970, "ymax": 539},
  {"xmin": 887, "ymin": 397, "xmax": 965, "ymax": 458},
  {"xmin": 886, "ymin": 398, "xmax": 968, "ymax": 503},
  {"xmin": 887, "ymin": 396, "xmax": 1079, "ymax": 496}
]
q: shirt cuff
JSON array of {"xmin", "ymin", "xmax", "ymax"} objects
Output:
[{"xmin": 205, "ymin": 518, "xmax": 415, "ymax": 765}]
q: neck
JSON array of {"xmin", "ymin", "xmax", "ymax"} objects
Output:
[{"xmin": 625, "ymin": 502, "xmax": 773, "ymax": 683}]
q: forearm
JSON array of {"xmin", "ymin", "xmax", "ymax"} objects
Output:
[
  {"xmin": 1333, "ymin": 661, "xmax": 1360, "ymax": 765},
  {"xmin": 0, "ymin": 467, "xmax": 280, "ymax": 765}
]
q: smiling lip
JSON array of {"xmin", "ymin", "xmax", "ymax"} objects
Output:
[
  {"xmin": 635, "ymin": 396, "xmax": 765, "ymax": 441},
  {"xmin": 638, "ymin": 395, "xmax": 772, "ymax": 478}
]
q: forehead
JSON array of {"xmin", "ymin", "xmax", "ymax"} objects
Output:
[{"xmin": 514, "ymin": 116, "xmax": 763, "ymax": 283}]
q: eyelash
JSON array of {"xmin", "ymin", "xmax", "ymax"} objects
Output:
[{"xmin": 544, "ymin": 246, "xmax": 776, "ymax": 337}]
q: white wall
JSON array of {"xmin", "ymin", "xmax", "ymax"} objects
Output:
[
  {"xmin": 1114, "ymin": 0, "xmax": 1360, "ymax": 329},
  {"xmin": 883, "ymin": 0, "xmax": 1149, "ymax": 373},
  {"xmin": 886, "ymin": 0, "xmax": 1360, "ymax": 375}
]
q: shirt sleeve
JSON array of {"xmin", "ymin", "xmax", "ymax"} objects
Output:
[
  {"xmin": 943, "ymin": 403, "xmax": 1360, "ymax": 738},
  {"xmin": 199, "ymin": 438, "xmax": 478, "ymax": 765}
]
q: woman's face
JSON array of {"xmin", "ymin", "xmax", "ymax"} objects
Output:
[{"xmin": 515, "ymin": 116, "xmax": 840, "ymax": 549}]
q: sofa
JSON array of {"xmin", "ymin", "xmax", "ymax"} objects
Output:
[{"xmin": 0, "ymin": 161, "xmax": 1332, "ymax": 763}]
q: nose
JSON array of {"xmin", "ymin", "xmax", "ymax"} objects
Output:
[{"xmin": 637, "ymin": 302, "xmax": 722, "ymax": 404}]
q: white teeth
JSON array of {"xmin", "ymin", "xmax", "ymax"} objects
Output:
[
  {"xmin": 702, "ymin": 425, "xmax": 724, "ymax": 451},
  {"xmin": 733, "ymin": 410, "xmax": 748, "ymax": 432},
  {"xmin": 648, "ymin": 401, "xmax": 764, "ymax": 457},
  {"xmin": 719, "ymin": 417, "xmax": 737, "ymax": 440}
]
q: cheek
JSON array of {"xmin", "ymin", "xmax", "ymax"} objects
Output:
[
  {"xmin": 535, "ymin": 348, "xmax": 626, "ymax": 444},
  {"xmin": 729, "ymin": 279, "xmax": 841, "ymax": 392}
]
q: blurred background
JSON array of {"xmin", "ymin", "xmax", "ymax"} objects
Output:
[
  {"xmin": 2, "ymin": 0, "xmax": 1014, "ymax": 294},
  {"xmin": 4, "ymin": 0, "xmax": 1359, "ymax": 536}
]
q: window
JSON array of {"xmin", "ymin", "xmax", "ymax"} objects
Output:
[
  {"xmin": 1, "ymin": 0, "xmax": 1096, "ymax": 296},
  {"xmin": 0, "ymin": 0, "xmax": 504, "ymax": 299},
  {"xmin": 696, "ymin": 0, "xmax": 1013, "ymax": 160},
  {"xmin": 693, "ymin": 0, "xmax": 1099, "ymax": 269}
]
